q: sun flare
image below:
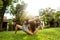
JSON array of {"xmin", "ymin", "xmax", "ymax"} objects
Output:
[
  {"xmin": 23, "ymin": 0, "xmax": 60, "ymax": 16},
  {"xmin": 4, "ymin": 0, "xmax": 60, "ymax": 19}
]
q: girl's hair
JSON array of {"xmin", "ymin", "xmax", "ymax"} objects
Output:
[{"xmin": 24, "ymin": 19, "xmax": 29, "ymax": 25}]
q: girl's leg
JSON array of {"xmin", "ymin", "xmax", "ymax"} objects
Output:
[
  {"xmin": 33, "ymin": 26, "xmax": 40, "ymax": 34},
  {"xmin": 15, "ymin": 24, "xmax": 22, "ymax": 34},
  {"xmin": 15, "ymin": 24, "xmax": 33, "ymax": 35},
  {"xmin": 24, "ymin": 29, "xmax": 33, "ymax": 35}
]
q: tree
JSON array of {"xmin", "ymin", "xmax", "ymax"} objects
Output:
[
  {"xmin": 10, "ymin": 1, "xmax": 27, "ymax": 25},
  {"xmin": 39, "ymin": 8, "xmax": 55, "ymax": 16},
  {"xmin": 39, "ymin": 8, "xmax": 56, "ymax": 27},
  {"xmin": 0, "ymin": 0, "xmax": 18, "ymax": 31},
  {"xmin": 0, "ymin": 0, "xmax": 3, "ymax": 9},
  {"xmin": 16, "ymin": 3, "xmax": 26, "ymax": 25},
  {"xmin": 54, "ymin": 11, "xmax": 60, "ymax": 27}
]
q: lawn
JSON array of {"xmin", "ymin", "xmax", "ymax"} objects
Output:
[{"xmin": 0, "ymin": 28, "xmax": 60, "ymax": 40}]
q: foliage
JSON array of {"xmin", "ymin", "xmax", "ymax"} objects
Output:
[
  {"xmin": 9, "ymin": 1, "xmax": 27, "ymax": 25},
  {"xmin": 54, "ymin": 11, "xmax": 60, "ymax": 20},
  {"xmin": 54, "ymin": 11, "xmax": 60, "ymax": 26},
  {"xmin": 0, "ymin": 0, "xmax": 3, "ymax": 9},
  {"xmin": 0, "ymin": 0, "xmax": 19, "ymax": 30},
  {"xmin": 0, "ymin": 28, "xmax": 60, "ymax": 40},
  {"xmin": 39, "ymin": 8, "xmax": 56, "ymax": 27},
  {"xmin": 8, "ymin": 19, "xmax": 13, "ymax": 26}
]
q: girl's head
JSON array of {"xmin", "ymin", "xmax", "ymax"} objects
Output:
[
  {"xmin": 34, "ymin": 16, "xmax": 39, "ymax": 21},
  {"xmin": 24, "ymin": 19, "xmax": 29, "ymax": 25}
]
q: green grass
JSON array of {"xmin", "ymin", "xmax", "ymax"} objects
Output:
[{"xmin": 0, "ymin": 28, "xmax": 60, "ymax": 40}]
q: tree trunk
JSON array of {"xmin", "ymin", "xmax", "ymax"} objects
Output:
[
  {"xmin": 0, "ymin": 0, "xmax": 9, "ymax": 31},
  {"xmin": 0, "ymin": 21, "xmax": 3, "ymax": 31},
  {"xmin": 0, "ymin": 7, "xmax": 6, "ymax": 31},
  {"xmin": 0, "ymin": 12, "xmax": 4, "ymax": 31}
]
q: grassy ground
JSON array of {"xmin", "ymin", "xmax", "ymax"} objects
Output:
[{"xmin": 0, "ymin": 28, "xmax": 60, "ymax": 40}]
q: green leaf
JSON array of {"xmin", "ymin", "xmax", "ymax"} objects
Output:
[{"xmin": 0, "ymin": 0, "xmax": 3, "ymax": 9}]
